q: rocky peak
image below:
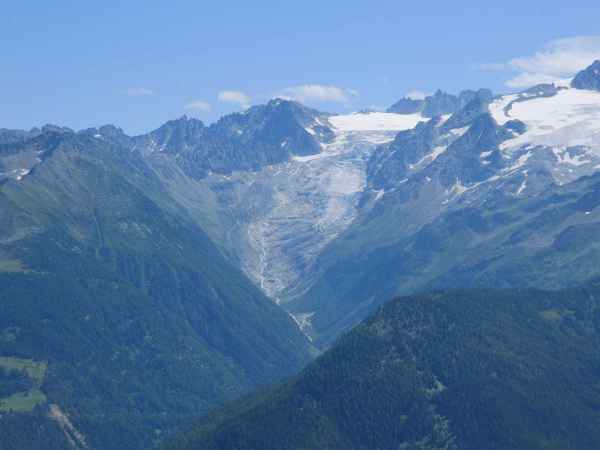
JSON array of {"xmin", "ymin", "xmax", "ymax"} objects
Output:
[
  {"xmin": 387, "ymin": 89, "xmax": 493, "ymax": 117},
  {"xmin": 441, "ymin": 97, "xmax": 489, "ymax": 131},
  {"xmin": 386, "ymin": 96, "xmax": 424, "ymax": 114},
  {"xmin": 571, "ymin": 60, "xmax": 600, "ymax": 91},
  {"xmin": 41, "ymin": 124, "xmax": 74, "ymax": 134},
  {"xmin": 79, "ymin": 124, "xmax": 132, "ymax": 148},
  {"xmin": 0, "ymin": 128, "xmax": 42, "ymax": 145},
  {"xmin": 521, "ymin": 83, "xmax": 559, "ymax": 97},
  {"xmin": 144, "ymin": 116, "xmax": 206, "ymax": 154}
]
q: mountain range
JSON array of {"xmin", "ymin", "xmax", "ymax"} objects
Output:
[{"xmin": 2, "ymin": 60, "xmax": 600, "ymax": 449}]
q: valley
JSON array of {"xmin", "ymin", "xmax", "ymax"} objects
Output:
[
  {"xmin": 6, "ymin": 5, "xmax": 600, "ymax": 450},
  {"xmin": 2, "ymin": 55, "xmax": 600, "ymax": 450},
  {"xmin": 202, "ymin": 113, "xmax": 425, "ymax": 301}
]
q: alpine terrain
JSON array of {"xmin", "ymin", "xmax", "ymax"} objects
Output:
[
  {"xmin": 2, "ymin": 54, "xmax": 600, "ymax": 450},
  {"xmin": 164, "ymin": 285, "xmax": 600, "ymax": 450}
]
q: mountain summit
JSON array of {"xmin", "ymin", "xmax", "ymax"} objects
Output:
[
  {"xmin": 387, "ymin": 89, "xmax": 493, "ymax": 116},
  {"xmin": 571, "ymin": 60, "xmax": 600, "ymax": 90}
]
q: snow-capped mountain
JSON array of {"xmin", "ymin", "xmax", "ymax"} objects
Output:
[
  {"xmin": 197, "ymin": 111, "xmax": 427, "ymax": 300},
  {"xmin": 132, "ymin": 62, "xmax": 600, "ymax": 343},
  {"xmin": 284, "ymin": 61, "xmax": 600, "ymax": 344},
  {"xmin": 3, "ymin": 61, "xmax": 600, "ymax": 347}
]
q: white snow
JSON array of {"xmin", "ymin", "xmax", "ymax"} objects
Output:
[
  {"xmin": 448, "ymin": 126, "xmax": 470, "ymax": 138},
  {"xmin": 437, "ymin": 114, "xmax": 452, "ymax": 126},
  {"xmin": 13, "ymin": 168, "xmax": 30, "ymax": 181},
  {"xmin": 489, "ymin": 94, "xmax": 519, "ymax": 125},
  {"xmin": 290, "ymin": 312, "xmax": 315, "ymax": 340},
  {"xmin": 429, "ymin": 145, "xmax": 447, "ymax": 162},
  {"xmin": 501, "ymin": 151, "xmax": 533, "ymax": 176},
  {"xmin": 292, "ymin": 153, "xmax": 328, "ymax": 162},
  {"xmin": 516, "ymin": 171, "xmax": 528, "ymax": 196},
  {"xmin": 229, "ymin": 126, "xmax": 392, "ymax": 299},
  {"xmin": 409, "ymin": 145, "xmax": 447, "ymax": 170},
  {"xmin": 451, "ymin": 181, "xmax": 468, "ymax": 195},
  {"xmin": 495, "ymin": 88, "xmax": 600, "ymax": 152},
  {"xmin": 555, "ymin": 148, "xmax": 592, "ymax": 166},
  {"xmin": 327, "ymin": 163, "xmax": 364, "ymax": 195},
  {"xmin": 328, "ymin": 112, "xmax": 426, "ymax": 132}
]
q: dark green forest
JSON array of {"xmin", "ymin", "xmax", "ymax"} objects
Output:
[
  {"xmin": 165, "ymin": 286, "xmax": 600, "ymax": 450},
  {"xmin": 0, "ymin": 131, "xmax": 311, "ymax": 450}
]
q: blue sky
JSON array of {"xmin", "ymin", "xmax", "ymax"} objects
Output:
[{"xmin": 3, "ymin": 1, "xmax": 600, "ymax": 134}]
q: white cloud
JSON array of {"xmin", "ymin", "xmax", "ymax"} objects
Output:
[
  {"xmin": 477, "ymin": 36, "xmax": 600, "ymax": 88},
  {"xmin": 124, "ymin": 87, "xmax": 156, "ymax": 97},
  {"xmin": 509, "ymin": 36, "xmax": 600, "ymax": 76},
  {"xmin": 184, "ymin": 100, "xmax": 211, "ymax": 112},
  {"xmin": 278, "ymin": 84, "xmax": 358, "ymax": 104},
  {"xmin": 405, "ymin": 90, "xmax": 428, "ymax": 100},
  {"xmin": 505, "ymin": 73, "xmax": 570, "ymax": 89},
  {"xmin": 218, "ymin": 90, "xmax": 251, "ymax": 107}
]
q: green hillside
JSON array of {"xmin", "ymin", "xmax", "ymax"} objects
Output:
[
  {"xmin": 166, "ymin": 286, "xmax": 600, "ymax": 450},
  {"xmin": 0, "ymin": 130, "xmax": 311, "ymax": 450}
]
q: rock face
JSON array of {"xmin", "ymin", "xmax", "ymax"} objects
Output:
[
  {"xmin": 198, "ymin": 113, "xmax": 425, "ymax": 301},
  {"xmin": 387, "ymin": 89, "xmax": 493, "ymax": 117},
  {"xmin": 571, "ymin": 60, "xmax": 600, "ymax": 91},
  {"xmin": 132, "ymin": 99, "xmax": 334, "ymax": 179},
  {"xmin": 386, "ymin": 96, "xmax": 425, "ymax": 114},
  {"xmin": 83, "ymin": 85, "xmax": 600, "ymax": 347},
  {"xmin": 6, "ymin": 84, "xmax": 600, "ymax": 351},
  {"xmin": 0, "ymin": 128, "xmax": 313, "ymax": 450},
  {"xmin": 288, "ymin": 84, "xmax": 600, "ymax": 346}
]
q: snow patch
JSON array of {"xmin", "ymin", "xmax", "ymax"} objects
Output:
[
  {"xmin": 555, "ymin": 148, "xmax": 592, "ymax": 166},
  {"xmin": 497, "ymin": 88, "xmax": 600, "ymax": 152},
  {"xmin": 451, "ymin": 181, "xmax": 468, "ymax": 195},
  {"xmin": 374, "ymin": 189, "xmax": 385, "ymax": 202},
  {"xmin": 290, "ymin": 312, "xmax": 315, "ymax": 341},
  {"xmin": 409, "ymin": 145, "xmax": 447, "ymax": 170},
  {"xmin": 14, "ymin": 168, "xmax": 30, "ymax": 181},
  {"xmin": 516, "ymin": 171, "xmax": 528, "ymax": 196},
  {"xmin": 328, "ymin": 112, "xmax": 426, "ymax": 132},
  {"xmin": 489, "ymin": 94, "xmax": 519, "ymax": 125},
  {"xmin": 293, "ymin": 153, "xmax": 327, "ymax": 162},
  {"xmin": 448, "ymin": 126, "xmax": 470, "ymax": 138}
]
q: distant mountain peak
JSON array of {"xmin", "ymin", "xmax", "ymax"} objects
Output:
[
  {"xmin": 169, "ymin": 114, "xmax": 205, "ymax": 126},
  {"xmin": 387, "ymin": 88, "xmax": 493, "ymax": 117},
  {"xmin": 266, "ymin": 97, "xmax": 289, "ymax": 107},
  {"xmin": 264, "ymin": 97, "xmax": 326, "ymax": 117},
  {"xmin": 41, "ymin": 124, "xmax": 74, "ymax": 134},
  {"xmin": 571, "ymin": 60, "xmax": 600, "ymax": 91}
]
